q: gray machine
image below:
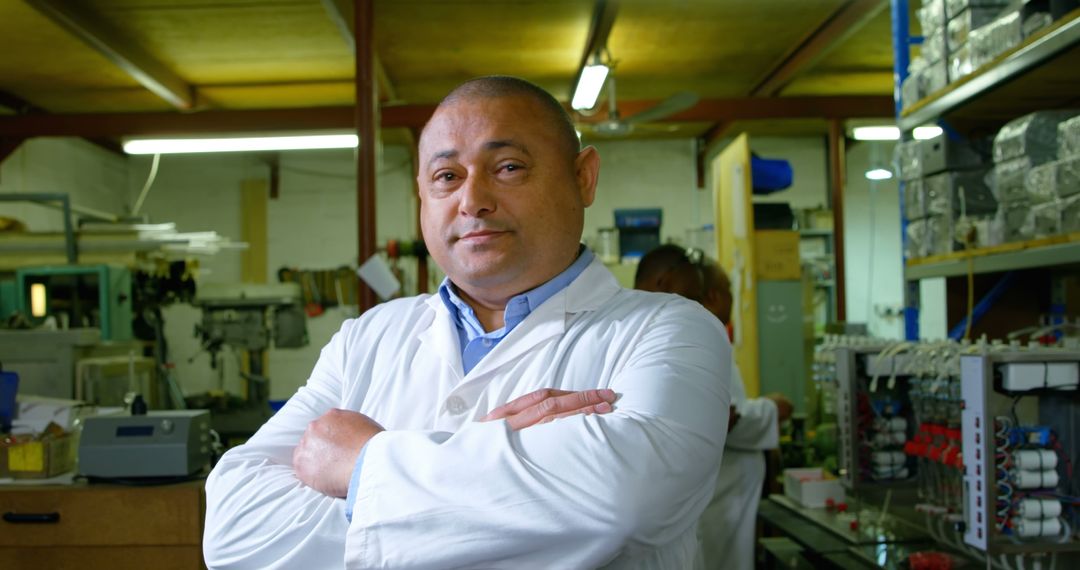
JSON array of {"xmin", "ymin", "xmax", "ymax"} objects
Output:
[{"xmin": 78, "ymin": 409, "xmax": 211, "ymax": 478}]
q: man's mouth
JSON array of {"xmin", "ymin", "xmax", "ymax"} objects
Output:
[{"xmin": 457, "ymin": 230, "xmax": 508, "ymax": 243}]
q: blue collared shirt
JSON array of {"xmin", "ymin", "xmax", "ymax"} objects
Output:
[{"xmin": 345, "ymin": 247, "xmax": 594, "ymax": 521}]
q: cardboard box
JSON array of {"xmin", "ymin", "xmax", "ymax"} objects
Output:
[
  {"xmin": 784, "ymin": 467, "xmax": 846, "ymax": 508},
  {"xmin": 0, "ymin": 431, "xmax": 76, "ymax": 479},
  {"xmin": 754, "ymin": 231, "xmax": 801, "ymax": 280}
]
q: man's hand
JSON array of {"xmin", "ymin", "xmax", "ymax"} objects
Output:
[
  {"xmin": 481, "ymin": 388, "xmax": 617, "ymax": 430},
  {"xmin": 293, "ymin": 408, "xmax": 384, "ymax": 498},
  {"xmin": 764, "ymin": 392, "xmax": 795, "ymax": 423}
]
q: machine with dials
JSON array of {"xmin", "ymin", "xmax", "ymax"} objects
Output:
[
  {"xmin": 189, "ymin": 282, "xmax": 308, "ymax": 445},
  {"xmin": 78, "ymin": 406, "xmax": 212, "ymax": 478}
]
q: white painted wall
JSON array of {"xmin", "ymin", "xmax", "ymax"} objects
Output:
[{"xmin": 0, "ymin": 138, "xmax": 128, "ymax": 231}]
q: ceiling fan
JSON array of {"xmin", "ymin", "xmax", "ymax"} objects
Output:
[{"xmin": 577, "ymin": 71, "xmax": 700, "ymax": 138}]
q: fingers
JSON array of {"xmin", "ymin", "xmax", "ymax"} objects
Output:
[
  {"xmin": 505, "ymin": 389, "xmax": 617, "ymax": 431},
  {"xmin": 536, "ymin": 401, "xmax": 613, "ymax": 425},
  {"xmin": 481, "ymin": 388, "xmax": 574, "ymax": 421}
]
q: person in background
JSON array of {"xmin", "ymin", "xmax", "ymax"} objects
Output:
[
  {"xmin": 203, "ymin": 76, "xmax": 732, "ymax": 569},
  {"xmin": 636, "ymin": 246, "xmax": 793, "ymax": 570}
]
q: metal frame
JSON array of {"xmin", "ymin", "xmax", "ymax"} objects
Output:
[{"xmin": 0, "ymin": 193, "xmax": 77, "ymax": 263}]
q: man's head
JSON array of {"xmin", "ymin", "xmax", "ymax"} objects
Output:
[
  {"xmin": 417, "ymin": 76, "xmax": 600, "ymax": 302},
  {"xmin": 700, "ymin": 260, "xmax": 733, "ymax": 324},
  {"xmin": 634, "ymin": 245, "xmax": 705, "ymax": 302}
]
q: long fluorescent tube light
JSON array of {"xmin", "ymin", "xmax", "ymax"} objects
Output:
[
  {"xmin": 851, "ymin": 125, "xmax": 945, "ymax": 141},
  {"xmin": 865, "ymin": 168, "xmax": 894, "ymax": 180},
  {"xmin": 571, "ymin": 64, "xmax": 610, "ymax": 110},
  {"xmin": 123, "ymin": 134, "xmax": 359, "ymax": 155}
]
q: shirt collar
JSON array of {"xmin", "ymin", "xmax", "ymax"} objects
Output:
[{"xmin": 438, "ymin": 246, "xmax": 594, "ymax": 334}]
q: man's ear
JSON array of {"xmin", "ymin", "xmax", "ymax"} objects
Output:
[{"xmin": 574, "ymin": 146, "xmax": 600, "ymax": 207}]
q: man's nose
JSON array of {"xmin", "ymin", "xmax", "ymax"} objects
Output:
[{"xmin": 458, "ymin": 173, "xmax": 496, "ymax": 217}]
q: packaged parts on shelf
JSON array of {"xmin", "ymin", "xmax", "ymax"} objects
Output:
[
  {"xmin": 1023, "ymin": 199, "xmax": 1063, "ymax": 238},
  {"xmin": 1025, "ymin": 162, "xmax": 1059, "ymax": 203},
  {"xmin": 921, "ymin": 134, "xmax": 985, "ymax": 175},
  {"xmin": 992, "ymin": 157, "xmax": 1032, "ymax": 202},
  {"xmin": 922, "ymin": 32, "xmax": 947, "ymax": 64},
  {"xmin": 946, "ymin": 0, "xmax": 1008, "ymax": 19},
  {"xmin": 970, "ymin": 11, "xmax": 1021, "ymax": 69},
  {"xmin": 905, "ymin": 179, "xmax": 926, "ymax": 221},
  {"xmin": 1063, "ymin": 195, "xmax": 1080, "ymax": 233},
  {"xmin": 948, "ymin": 7, "xmax": 1004, "ymax": 51},
  {"xmin": 959, "ymin": 215, "xmax": 997, "ymax": 247},
  {"xmin": 896, "ymin": 140, "xmax": 923, "ymax": 181},
  {"xmin": 919, "ymin": 0, "xmax": 947, "ymax": 32},
  {"xmin": 901, "ymin": 74, "xmax": 922, "ymax": 111},
  {"xmin": 925, "ymin": 169, "xmax": 997, "ymax": 218},
  {"xmin": 949, "ymin": 42, "xmax": 974, "ymax": 82},
  {"xmin": 925, "ymin": 59, "xmax": 949, "ymax": 96},
  {"xmin": 1058, "ymin": 155, "xmax": 1080, "ymax": 198},
  {"xmin": 995, "ymin": 200, "xmax": 1033, "ymax": 242},
  {"xmin": 1059, "ymin": 116, "xmax": 1080, "ymax": 158},
  {"xmin": 906, "ymin": 216, "xmax": 954, "ymax": 258},
  {"xmin": 993, "ymin": 111, "xmax": 1079, "ymax": 164},
  {"xmin": 1022, "ymin": 11, "xmax": 1054, "ymax": 37}
]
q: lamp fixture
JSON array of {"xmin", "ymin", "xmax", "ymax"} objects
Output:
[
  {"xmin": 571, "ymin": 62, "xmax": 610, "ymax": 111},
  {"xmin": 123, "ymin": 134, "xmax": 359, "ymax": 155},
  {"xmin": 851, "ymin": 125, "xmax": 945, "ymax": 141},
  {"xmin": 865, "ymin": 168, "xmax": 894, "ymax": 181}
]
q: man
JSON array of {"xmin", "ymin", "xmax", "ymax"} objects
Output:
[
  {"xmin": 203, "ymin": 76, "xmax": 731, "ymax": 569},
  {"xmin": 635, "ymin": 247, "xmax": 793, "ymax": 570}
]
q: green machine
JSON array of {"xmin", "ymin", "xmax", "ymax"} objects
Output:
[{"xmin": 14, "ymin": 265, "xmax": 133, "ymax": 341}]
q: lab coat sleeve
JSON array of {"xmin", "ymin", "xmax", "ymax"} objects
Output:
[
  {"xmin": 203, "ymin": 322, "xmax": 356, "ymax": 570},
  {"xmin": 346, "ymin": 301, "xmax": 731, "ymax": 568},
  {"xmin": 724, "ymin": 361, "xmax": 780, "ymax": 451}
]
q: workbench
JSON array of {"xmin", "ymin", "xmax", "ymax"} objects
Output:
[{"xmin": 0, "ymin": 478, "xmax": 205, "ymax": 569}]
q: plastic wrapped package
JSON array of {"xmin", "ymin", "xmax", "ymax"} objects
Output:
[
  {"xmin": 996, "ymin": 200, "xmax": 1033, "ymax": 242},
  {"xmin": 904, "ymin": 178, "xmax": 926, "ymax": 221},
  {"xmin": 1062, "ymin": 195, "xmax": 1080, "ymax": 233},
  {"xmin": 970, "ymin": 11, "xmax": 1022, "ymax": 69},
  {"xmin": 1059, "ymin": 116, "xmax": 1080, "ymax": 158},
  {"xmin": 922, "ymin": 32, "xmax": 947, "ymax": 64},
  {"xmin": 905, "ymin": 219, "xmax": 928, "ymax": 259},
  {"xmin": 920, "ymin": 134, "xmax": 985, "ymax": 175},
  {"xmin": 1022, "ymin": 199, "xmax": 1063, "ymax": 238},
  {"xmin": 992, "ymin": 157, "xmax": 1032, "ymax": 202},
  {"xmin": 919, "ymin": 0, "xmax": 947, "ymax": 33},
  {"xmin": 1057, "ymin": 155, "xmax": 1080, "ymax": 198},
  {"xmin": 1025, "ymin": 162, "xmax": 1059, "ymax": 204},
  {"xmin": 946, "ymin": 0, "xmax": 1008, "ymax": 19},
  {"xmin": 948, "ymin": 7, "xmax": 1004, "ymax": 52},
  {"xmin": 896, "ymin": 140, "xmax": 923, "ymax": 181},
  {"xmin": 949, "ymin": 42, "xmax": 974, "ymax": 82},
  {"xmin": 993, "ymin": 111, "xmax": 1079, "ymax": 164},
  {"xmin": 1023, "ymin": 11, "xmax": 1054, "ymax": 37},
  {"xmin": 926, "ymin": 216, "xmax": 955, "ymax": 255},
  {"xmin": 926, "ymin": 169, "xmax": 997, "ymax": 218},
  {"xmin": 925, "ymin": 59, "xmax": 949, "ymax": 96},
  {"xmin": 901, "ymin": 74, "xmax": 922, "ymax": 111}
]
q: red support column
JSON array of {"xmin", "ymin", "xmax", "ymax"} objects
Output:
[
  {"xmin": 828, "ymin": 119, "xmax": 847, "ymax": 321},
  {"xmin": 355, "ymin": 0, "xmax": 377, "ymax": 312}
]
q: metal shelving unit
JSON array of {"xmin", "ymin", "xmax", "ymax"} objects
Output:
[{"xmin": 891, "ymin": 1, "xmax": 1080, "ymax": 341}]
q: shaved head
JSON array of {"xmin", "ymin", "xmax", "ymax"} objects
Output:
[{"xmin": 429, "ymin": 76, "xmax": 581, "ymax": 162}]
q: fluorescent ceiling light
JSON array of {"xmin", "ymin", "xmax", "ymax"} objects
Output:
[
  {"xmin": 851, "ymin": 125, "xmax": 944, "ymax": 141},
  {"xmin": 913, "ymin": 126, "xmax": 944, "ymax": 140},
  {"xmin": 123, "ymin": 134, "xmax": 359, "ymax": 155},
  {"xmin": 865, "ymin": 168, "xmax": 894, "ymax": 181},
  {"xmin": 571, "ymin": 64, "xmax": 610, "ymax": 111},
  {"xmin": 852, "ymin": 126, "xmax": 900, "ymax": 141}
]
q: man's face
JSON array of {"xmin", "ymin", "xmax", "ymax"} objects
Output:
[{"xmin": 417, "ymin": 95, "xmax": 598, "ymax": 299}]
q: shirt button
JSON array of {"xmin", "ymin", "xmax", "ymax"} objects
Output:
[{"xmin": 446, "ymin": 396, "xmax": 468, "ymax": 415}]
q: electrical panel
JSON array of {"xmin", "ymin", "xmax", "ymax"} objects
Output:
[{"xmin": 961, "ymin": 349, "xmax": 1079, "ymax": 554}]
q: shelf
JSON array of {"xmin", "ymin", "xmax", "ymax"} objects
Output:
[
  {"xmin": 799, "ymin": 229, "xmax": 834, "ymax": 237},
  {"xmin": 899, "ymin": 9, "xmax": 1080, "ymax": 132},
  {"xmin": 905, "ymin": 233, "xmax": 1080, "ymax": 280}
]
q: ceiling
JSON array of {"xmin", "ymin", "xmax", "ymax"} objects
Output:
[{"xmin": 0, "ymin": 0, "xmax": 900, "ymax": 143}]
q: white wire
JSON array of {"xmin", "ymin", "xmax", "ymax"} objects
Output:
[{"xmin": 131, "ymin": 152, "xmax": 161, "ymax": 216}]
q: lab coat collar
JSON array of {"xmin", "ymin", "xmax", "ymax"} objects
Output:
[{"xmin": 418, "ymin": 257, "xmax": 622, "ymax": 381}]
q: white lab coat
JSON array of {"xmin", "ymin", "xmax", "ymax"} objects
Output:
[
  {"xmin": 204, "ymin": 259, "xmax": 732, "ymax": 570},
  {"xmin": 698, "ymin": 362, "xmax": 779, "ymax": 570}
]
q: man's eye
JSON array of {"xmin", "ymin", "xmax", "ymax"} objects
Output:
[
  {"xmin": 500, "ymin": 163, "xmax": 524, "ymax": 173},
  {"xmin": 436, "ymin": 171, "xmax": 457, "ymax": 182}
]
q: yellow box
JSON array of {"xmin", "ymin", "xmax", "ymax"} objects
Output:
[
  {"xmin": 754, "ymin": 230, "xmax": 802, "ymax": 280},
  {"xmin": 0, "ymin": 433, "xmax": 76, "ymax": 479}
]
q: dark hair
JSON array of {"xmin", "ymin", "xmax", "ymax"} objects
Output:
[
  {"xmin": 435, "ymin": 75, "xmax": 581, "ymax": 160},
  {"xmin": 634, "ymin": 244, "xmax": 705, "ymax": 293}
]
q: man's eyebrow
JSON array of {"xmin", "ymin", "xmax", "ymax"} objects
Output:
[
  {"xmin": 428, "ymin": 149, "xmax": 458, "ymax": 167},
  {"xmin": 483, "ymin": 139, "xmax": 531, "ymax": 156}
]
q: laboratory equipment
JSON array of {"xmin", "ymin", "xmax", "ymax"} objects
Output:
[{"xmin": 78, "ymin": 408, "xmax": 212, "ymax": 478}]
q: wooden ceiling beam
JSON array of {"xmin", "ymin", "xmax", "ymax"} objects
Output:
[
  {"xmin": 26, "ymin": 0, "xmax": 195, "ymax": 110},
  {"xmin": 570, "ymin": 0, "xmax": 619, "ymax": 96},
  {"xmin": 0, "ymin": 96, "xmax": 893, "ymax": 138},
  {"xmin": 750, "ymin": 0, "xmax": 887, "ymax": 97},
  {"xmin": 320, "ymin": 0, "xmax": 397, "ymax": 103}
]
